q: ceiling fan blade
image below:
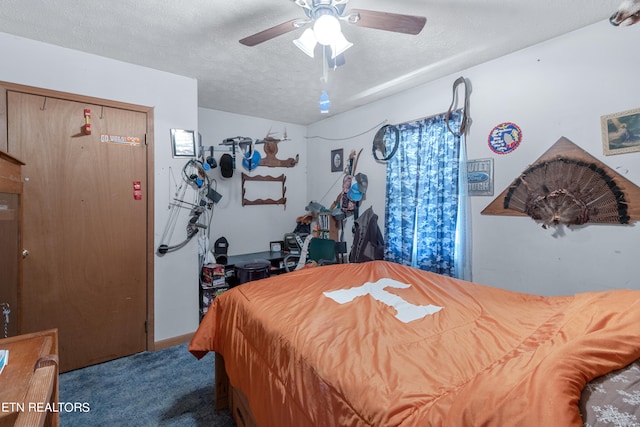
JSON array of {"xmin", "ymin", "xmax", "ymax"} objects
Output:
[
  {"xmin": 239, "ymin": 18, "xmax": 302, "ymax": 46},
  {"xmin": 348, "ymin": 9, "xmax": 426, "ymax": 35}
]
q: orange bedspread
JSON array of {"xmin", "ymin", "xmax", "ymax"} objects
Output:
[{"xmin": 189, "ymin": 261, "xmax": 640, "ymax": 426}]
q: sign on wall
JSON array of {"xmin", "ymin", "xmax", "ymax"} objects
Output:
[
  {"xmin": 467, "ymin": 158, "xmax": 494, "ymax": 196},
  {"xmin": 488, "ymin": 122, "xmax": 522, "ymax": 154}
]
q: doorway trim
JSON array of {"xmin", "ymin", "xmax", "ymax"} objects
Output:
[{"xmin": 0, "ymin": 81, "xmax": 155, "ymax": 351}]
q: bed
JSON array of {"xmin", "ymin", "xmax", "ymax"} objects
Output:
[{"xmin": 189, "ymin": 260, "xmax": 640, "ymax": 426}]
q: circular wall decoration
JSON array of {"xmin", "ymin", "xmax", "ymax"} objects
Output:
[{"xmin": 488, "ymin": 122, "xmax": 522, "ymax": 154}]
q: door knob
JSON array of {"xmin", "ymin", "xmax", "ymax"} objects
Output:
[{"xmin": 22, "ymin": 249, "xmax": 29, "ymax": 258}]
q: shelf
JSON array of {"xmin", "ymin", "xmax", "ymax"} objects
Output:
[{"xmin": 315, "ymin": 212, "xmax": 338, "ymax": 241}]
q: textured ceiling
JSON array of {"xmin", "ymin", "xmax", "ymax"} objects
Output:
[{"xmin": 0, "ymin": 0, "xmax": 624, "ymax": 125}]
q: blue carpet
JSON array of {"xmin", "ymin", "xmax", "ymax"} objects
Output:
[{"xmin": 59, "ymin": 344, "xmax": 235, "ymax": 426}]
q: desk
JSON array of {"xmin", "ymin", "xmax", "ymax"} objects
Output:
[
  {"xmin": 200, "ymin": 252, "xmax": 292, "ymax": 321},
  {"xmin": 226, "ymin": 251, "xmax": 287, "ymax": 268},
  {"xmin": 0, "ymin": 329, "xmax": 59, "ymax": 427}
]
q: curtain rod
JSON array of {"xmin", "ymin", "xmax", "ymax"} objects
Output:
[{"xmin": 394, "ymin": 107, "xmax": 464, "ymax": 126}]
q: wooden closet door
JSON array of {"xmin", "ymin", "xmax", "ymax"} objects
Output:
[{"xmin": 8, "ymin": 91, "xmax": 148, "ymax": 372}]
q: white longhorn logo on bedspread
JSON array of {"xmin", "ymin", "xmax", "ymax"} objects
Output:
[{"xmin": 323, "ymin": 278, "xmax": 443, "ymax": 323}]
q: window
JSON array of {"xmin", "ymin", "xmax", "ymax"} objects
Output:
[{"xmin": 383, "ymin": 110, "xmax": 470, "ymax": 279}]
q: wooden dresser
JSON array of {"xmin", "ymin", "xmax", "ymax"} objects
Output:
[{"xmin": 0, "ymin": 329, "xmax": 59, "ymax": 427}]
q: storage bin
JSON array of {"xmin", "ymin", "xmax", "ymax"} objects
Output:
[{"xmin": 235, "ymin": 261, "xmax": 270, "ymax": 285}]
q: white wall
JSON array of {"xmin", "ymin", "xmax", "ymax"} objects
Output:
[
  {"xmin": 3, "ymin": 17, "xmax": 639, "ymax": 344},
  {"xmin": 0, "ymin": 33, "xmax": 308, "ymax": 343},
  {"xmin": 0, "ymin": 32, "xmax": 199, "ymax": 341},
  {"xmin": 197, "ymin": 109, "xmax": 307, "ymax": 256},
  {"xmin": 308, "ymin": 20, "xmax": 640, "ymax": 296}
]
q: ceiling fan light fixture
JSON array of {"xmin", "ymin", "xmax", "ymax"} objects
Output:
[
  {"xmin": 313, "ymin": 14, "xmax": 341, "ymax": 45},
  {"xmin": 293, "ymin": 28, "xmax": 317, "ymax": 58},
  {"xmin": 331, "ymin": 32, "xmax": 353, "ymax": 58}
]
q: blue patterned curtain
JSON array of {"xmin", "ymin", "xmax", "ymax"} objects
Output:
[{"xmin": 384, "ymin": 110, "xmax": 470, "ymax": 279}]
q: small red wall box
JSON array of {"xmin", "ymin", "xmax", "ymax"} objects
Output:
[
  {"xmin": 133, "ymin": 181, "xmax": 142, "ymax": 200},
  {"xmin": 84, "ymin": 109, "xmax": 91, "ymax": 135}
]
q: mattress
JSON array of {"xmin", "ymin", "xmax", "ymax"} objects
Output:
[{"xmin": 190, "ymin": 260, "xmax": 640, "ymax": 426}]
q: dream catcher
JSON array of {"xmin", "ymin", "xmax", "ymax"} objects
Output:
[{"xmin": 372, "ymin": 125, "xmax": 399, "ymax": 162}]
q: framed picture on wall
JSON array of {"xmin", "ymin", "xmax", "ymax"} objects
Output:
[
  {"xmin": 171, "ymin": 128, "xmax": 197, "ymax": 158},
  {"xmin": 331, "ymin": 148, "xmax": 343, "ymax": 172},
  {"xmin": 270, "ymin": 240, "xmax": 283, "ymax": 253},
  {"xmin": 601, "ymin": 108, "xmax": 640, "ymax": 156}
]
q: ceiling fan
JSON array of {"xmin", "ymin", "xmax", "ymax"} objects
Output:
[{"xmin": 239, "ymin": 0, "xmax": 426, "ymax": 66}]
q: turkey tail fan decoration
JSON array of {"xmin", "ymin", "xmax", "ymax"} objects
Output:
[
  {"xmin": 481, "ymin": 136, "xmax": 640, "ymax": 229},
  {"xmin": 503, "ymin": 157, "xmax": 630, "ymax": 228}
]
